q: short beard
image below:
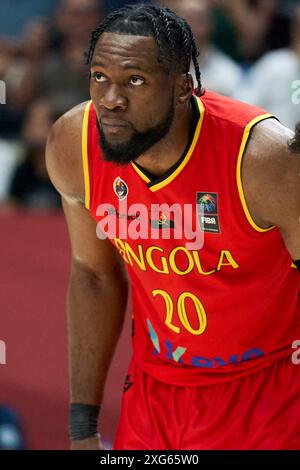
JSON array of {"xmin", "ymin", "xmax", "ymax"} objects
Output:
[{"xmin": 96, "ymin": 100, "xmax": 175, "ymax": 165}]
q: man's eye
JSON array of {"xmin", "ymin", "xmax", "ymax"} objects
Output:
[
  {"xmin": 94, "ymin": 73, "xmax": 106, "ymax": 83},
  {"xmin": 129, "ymin": 76, "xmax": 145, "ymax": 86}
]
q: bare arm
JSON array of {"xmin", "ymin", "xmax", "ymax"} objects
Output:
[
  {"xmin": 46, "ymin": 104, "xmax": 128, "ymax": 448},
  {"xmin": 64, "ymin": 200, "xmax": 128, "ymax": 406},
  {"xmin": 243, "ymin": 118, "xmax": 300, "ymax": 260}
]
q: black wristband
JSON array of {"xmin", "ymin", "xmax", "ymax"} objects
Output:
[{"xmin": 69, "ymin": 403, "xmax": 101, "ymax": 441}]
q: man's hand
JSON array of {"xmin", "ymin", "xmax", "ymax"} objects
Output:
[{"xmin": 71, "ymin": 435, "xmax": 106, "ymax": 450}]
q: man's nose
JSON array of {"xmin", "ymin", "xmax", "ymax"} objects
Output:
[{"xmin": 100, "ymin": 84, "xmax": 127, "ymax": 110}]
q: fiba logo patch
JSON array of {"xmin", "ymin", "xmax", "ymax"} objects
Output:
[
  {"xmin": 197, "ymin": 192, "xmax": 221, "ymax": 233},
  {"xmin": 198, "ymin": 194, "xmax": 217, "ymax": 213},
  {"xmin": 113, "ymin": 177, "xmax": 128, "ymax": 200}
]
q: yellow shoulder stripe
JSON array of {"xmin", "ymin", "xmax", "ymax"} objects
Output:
[
  {"xmin": 82, "ymin": 100, "xmax": 92, "ymax": 209},
  {"xmin": 130, "ymin": 96, "xmax": 205, "ymax": 191},
  {"xmin": 149, "ymin": 96, "xmax": 205, "ymax": 192},
  {"xmin": 130, "ymin": 162, "xmax": 151, "ymax": 183},
  {"xmin": 236, "ymin": 114, "xmax": 275, "ymax": 233}
]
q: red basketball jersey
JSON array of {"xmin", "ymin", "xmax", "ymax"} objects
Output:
[{"xmin": 82, "ymin": 90, "xmax": 300, "ymax": 386}]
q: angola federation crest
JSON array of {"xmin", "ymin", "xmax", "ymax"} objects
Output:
[{"xmin": 113, "ymin": 177, "xmax": 128, "ymax": 200}]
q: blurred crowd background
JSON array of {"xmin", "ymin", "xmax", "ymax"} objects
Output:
[
  {"xmin": 0, "ymin": 0, "xmax": 299, "ymax": 210},
  {"xmin": 0, "ymin": 0, "xmax": 299, "ymax": 450}
]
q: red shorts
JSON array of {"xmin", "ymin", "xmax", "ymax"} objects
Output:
[{"xmin": 113, "ymin": 355, "xmax": 300, "ymax": 450}]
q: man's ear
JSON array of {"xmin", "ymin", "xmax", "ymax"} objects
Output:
[{"xmin": 176, "ymin": 73, "xmax": 194, "ymax": 104}]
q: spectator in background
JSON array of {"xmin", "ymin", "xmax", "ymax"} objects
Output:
[
  {"xmin": 4, "ymin": 19, "xmax": 50, "ymax": 111},
  {"xmin": 0, "ymin": 19, "xmax": 51, "ymax": 138},
  {"xmin": 102, "ymin": 0, "xmax": 151, "ymax": 14},
  {"xmin": 267, "ymin": 0, "xmax": 299, "ymax": 51},
  {"xmin": 0, "ymin": 0, "xmax": 102, "ymax": 138},
  {"xmin": 0, "ymin": 0, "xmax": 58, "ymax": 39},
  {"xmin": 8, "ymin": 99, "xmax": 60, "ymax": 210},
  {"xmin": 211, "ymin": 0, "xmax": 277, "ymax": 64},
  {"xmin": 161, "ymin": 0, "xmax": 242, "ymax": 97},
  {"xmin": 236, "ymin": 6, "xmax": 300, "ymax": 129},
  {"xmin": 0, "ymin": 39, "xmax": 19, "ymax": 137},
  {"xmin": 34, "ymin": 36, "xmax": 90, "ymax": 116},
  {"xmin": 0, "ymin": 139, "xmax": 22, "ymax": 203},
  {"xmin": 21, "ymin": 0, "xmax": 102, "ymax": 115},
  {"xmin": 49, "ymin": 0, "xmax": 103, "ymax": 51}
]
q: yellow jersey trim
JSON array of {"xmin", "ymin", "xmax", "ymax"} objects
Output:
[
  {"xmin": 131, "ymin": 162, "xmax": 151, "ymax": 183},
  {"xmin": 236, "ymin": 114, "xmax": 275, "ymax": 233},
  {"xmin": 150, "ymin": 97, "xmax": 205, "ymax": 192},
  {"xmin": 131, "ymin": 96, "xmax": 205, "ymax": 191},
  {"xmin": 82, "ymin": 100, "xmax": 92, "ymax": 209}
]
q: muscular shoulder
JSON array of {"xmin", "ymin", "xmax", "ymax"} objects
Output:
[
  {"xmin": 46, "ymin": 101, "xmax": 89, "ymax": 203},
  {"xmin": 243, "ymin": 118, "xmax": 300, "ymax": 230}
]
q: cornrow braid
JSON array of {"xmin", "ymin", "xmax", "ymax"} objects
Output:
[
  {"xmin": 170, "ymin": 14, "xmax": 201, "ymax": 96},
  {"xmin": 84, "ymin": 9, "xmax": 125, "ymax": 66},
  {"xmin": 85, "ymin": 3, "xmax": 203, "ymax": 96},
  {"xmin": 289, "ymin": 122, "xmax": 300, "ymax": 153},
  {"xmin": 143, "ymin": 11, "xmax": 169, "ymax": 66},
  {"xmin": 191, "ymin": 42, "xmax": 202, "ymax": 97},
  {"xmin": 157, "ymin": 10, "xmax": 176, "ymax": 60}
]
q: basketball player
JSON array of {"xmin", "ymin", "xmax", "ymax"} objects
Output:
[{"xmin": 46, "ymin": 4, "xmax": 300, "ymax": 450}]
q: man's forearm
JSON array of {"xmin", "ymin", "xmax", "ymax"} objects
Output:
[{"xmin": 67, "ymin": 261, "xmax": 128, "ymax": 405}]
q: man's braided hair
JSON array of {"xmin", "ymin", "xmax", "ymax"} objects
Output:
[
  {"xmin": 85, "ymin": 3, "xmax": 203, "ymax": 96},
  {"xmin": 289, "ymin": 122, "xmax": 300, "ymax": 153}
]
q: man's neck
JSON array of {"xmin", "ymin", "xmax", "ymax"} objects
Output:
[{"xmin": 133, "ymin": 100, "xmax": 193, "ymax": 178}]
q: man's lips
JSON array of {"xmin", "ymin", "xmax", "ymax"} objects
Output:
[
  {"xmin": 101, "ymin": 119, "xmax": 129, "ymax": 127},
  {"xmin": 98, "ymin": 115, "xmax": 132, "ymax": 136},
  {"xmin": 100, "ymin": 120, "xmax": 130, "ymax": 135}
]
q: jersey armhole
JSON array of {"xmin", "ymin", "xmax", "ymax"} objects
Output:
[
  {"xmin": 81, "ymin": 100, "xmax": 92, "ymax": 210},
  {"xmin": 236, "ymin": 114, "xmax": 276, "ymax": 233}
]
